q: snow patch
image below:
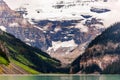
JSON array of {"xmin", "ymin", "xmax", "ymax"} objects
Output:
[
  {"xmin": 3, "ymin": 0, "xmax": 109, "ymax": 20},
  {"xmin": 0, "ymin": 26, "xmax": 6, "ymax": 32},
  {"xmin": 74, "ymin": 22, "xmax": 88, "ymax": 32},
  {"xmin": 91, "ymin": 0, "xmax": 120, "ymax": 27},
  {"xmin": 9, "ymin": 23, "xmax": 19, "ymax": 27},
  {"xmin": 25, "ymin": 38, "xmax": 35, "ymax": 42},
  {"xmin": 4, "ymin": 0, "xmax": 120, "ymax": 28},
  {"xmin": 33, "ymin": 26, "xmax": 44, "ymax": 31},
  {"xmin": 48, "ymin": 40, "xmax": 77, "ymax": 51},
  {"xmin": 26, "ymin": 43, "xmax": 31, "ymax": 46},
  {"xmin": 54, "ymin": 27, "xmax": 61, "ymax": 32}
]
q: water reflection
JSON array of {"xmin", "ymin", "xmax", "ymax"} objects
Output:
[
  {"xmin": 0, "ymin": 74, "xmax": 119, "ymax": 80},
  {"xmin": 99, "ymin": 75, "xmax": 120, "ymax": 80}
]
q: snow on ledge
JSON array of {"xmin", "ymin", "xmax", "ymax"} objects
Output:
[
  {"xmin": 48, "ymin": 39, "xmax": 78, "ymax": 51},
  {"xmin": 0, "ymin": 26, "xmax": 6, "ymax": 32}
]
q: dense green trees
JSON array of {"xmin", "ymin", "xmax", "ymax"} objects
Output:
[
  {"xmin": 103, "ymin": 60, "xmax": 120, "ymax": 74},
  {"xmin": 71, "ymin": 23, "xmax": 120, "ymax": 74},
  {"xmin": 0, "ymin": 29, "xmax": 63, "ymax": 73}
]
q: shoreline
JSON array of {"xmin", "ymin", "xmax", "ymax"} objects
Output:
[{"xmin": 0, "ymin": 74, "xmax": 118, "ymax": 76}]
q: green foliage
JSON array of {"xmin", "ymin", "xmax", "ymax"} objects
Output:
[
  {"xmin": 0, "ymin": 45, "xmax": 9, "ymax": 65},
  {"xmin": 82, "ymin": 64, "xmax": 102, "ymax": 74},
  {"xmin": 35, "ymin": 52, "xmax": 61, "ymax": 66},
  {"xmin": 88, "ymin": 23, "xmax": 120, "ymax": 47},
  {"xmin": 0, "ymin": 30, "xmax": 61, "ymax": 73},
  {"xmin": 71, "ymin": 23, "xmax": 120, "ymax": 74},
  {"xmin": 11, "ymin": 59, "xmax": 40, "ymax": 74},
  {"xmin": 0, "ymin": 56, "xmax": 9, "ymax": 65},
  {"xmin": 103, "ymin": 60, "xmax": 120, "ymax": 74}
]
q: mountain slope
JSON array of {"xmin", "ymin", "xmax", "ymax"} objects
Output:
[
  {"xmin": 0, "ymin": 0, "xmax": 105, "ymax": 64},
  {"xmin": 71, "ymin": 23, "xmax": 120, "ymax": 74},
  {"xmin": 0, "ymin": 29, "xmax": 61, "ymax": 74},
  {"xmin": 2, "ymin": 0, "xmax": 120, "ymax": 65},
  {"xmin": 0, "ymin": 0, "xmax": 48, "ymax": 51}
]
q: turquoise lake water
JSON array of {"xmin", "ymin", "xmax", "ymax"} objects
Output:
[{"xmin": 0, "ymin": 75, "xmax": 119, "ymax": 80}]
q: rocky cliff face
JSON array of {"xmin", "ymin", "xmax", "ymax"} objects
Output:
[
  {"xmin": 1, "ymin": 0, "xmax": 120, "ymax": 66},
  {"xmin": 34, "ymin": 19, "xmax": 104, "ymax": 65},
  {"xmin": 0, "ymin": 0, "xmax": 107, "ymax": 65},
  {"xmin": 71, "ymin": 23, "xmax": 120, "ymax": 74},
  {"xmin": 0, "ymin": 0, "xmax": 48, "ymax": 51}
]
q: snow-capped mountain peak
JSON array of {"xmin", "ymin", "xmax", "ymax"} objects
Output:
[
  {"xmin": 4, "ymin": 0, "xmax": 120, "ymax": 27},
  {"xmin": 2, "ymin": 0, "xmax": 120, "ymax": 64}
]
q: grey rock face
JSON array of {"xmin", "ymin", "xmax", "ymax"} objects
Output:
[{"xmin": 0, "ymin": 0, "xmax": 48, "ymax": 51}]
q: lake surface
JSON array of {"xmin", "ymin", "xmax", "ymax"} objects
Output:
[{"xmin": 0, "ymin": 74, "xmax": 119, "ymax": 80}]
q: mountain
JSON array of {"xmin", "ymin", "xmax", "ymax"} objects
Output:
[
  {"xmin": 0, "ymin": 0, "xmax": 49, "ymax": 51},
  {"xmin": 71, "ymin": 23, "xmax": 120, "ymax": 74},
  {"xmin": 4, "ymin": 0, "xmax": 116, "ymax": 21},
  {"xmin": 0, "ymin": 0, "xmax": 120, "ymax": 74},
  {"xmin": 35, "ymin": 19, "xmax": 104, "ymax": 65},
  {"xmin": 1, "ymin": 0, "xmax": 120, "ymax": 65},
  {"xmin": 0, "ymin": 29, "xmax": 62, "ymax": 74}
]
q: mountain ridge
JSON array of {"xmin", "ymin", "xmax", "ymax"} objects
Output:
[
  {"xmin": 1, "ymin": 0, "xmax": 120, "ymax": 66},
  {"xmin": 71, "ymin": 23, "xmax": 120, "ymax": 74},
  {"xmin": 0, "ymin": 29, "xmax": 63, "ymax": 74},
  {"xmin": 0, "ymin": 0, "xmax": 105, "ymax": 65}
]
